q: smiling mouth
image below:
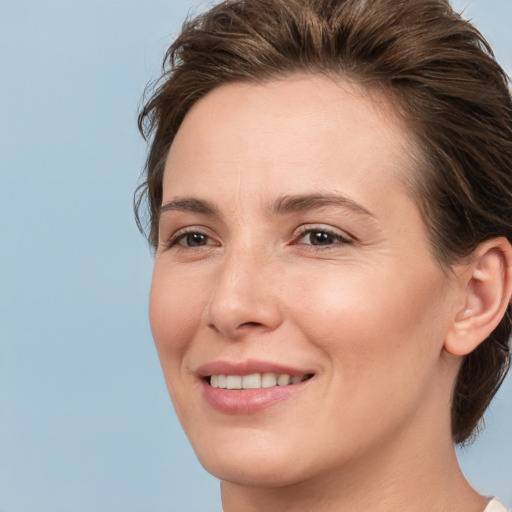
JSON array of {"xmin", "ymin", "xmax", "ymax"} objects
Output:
[{"xmin": 208, "ymin": 373, "xmax": 314, "ymax": 390}]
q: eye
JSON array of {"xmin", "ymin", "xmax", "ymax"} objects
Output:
[
  {"xmin": 179, "ymin": 232, "xmax": 210, "ymax": 247},
  {"xmin": 295, "ymin": 228, "xmax": 351, "ymax": 247},
  {"xmin": 165, "ymin": 229, "xmax": 218, "ymax": 249}
]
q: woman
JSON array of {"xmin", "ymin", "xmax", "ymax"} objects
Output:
[{"xmin": 135, "ymin": 0, "xmax": 512, "ymax": 510}]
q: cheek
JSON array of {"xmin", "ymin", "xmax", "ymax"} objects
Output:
[
  {"xmin": 289, "ymin": 269, "xmax": 449, "ymax": 445},
  {"xmin": 290, "ymin": 263, "xmax": 448, "ymax": 380},
  {"xmin": 149, "ymin": 263, "xmax": 207, "ymax": 358},
  {"xmin": 148, "ymin": 264, "xmax": 211, "ymax": 423}
]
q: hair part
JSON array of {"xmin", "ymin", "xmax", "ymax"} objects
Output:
[{"xmin": 135, "ymin": 0, "xmax": 512, "ymax": 444}]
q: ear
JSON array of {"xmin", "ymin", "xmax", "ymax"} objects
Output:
[{"xmin": 445, "ymin": 237, "xmax": 512, "ymax": 357}]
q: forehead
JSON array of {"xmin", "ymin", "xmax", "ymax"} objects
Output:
[{"xmin": 163, "ymin": 75, "xmax": 415, "ymax": 208}]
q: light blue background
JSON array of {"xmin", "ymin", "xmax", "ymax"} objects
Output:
[{"xmin": 1, "ymin": 1, "xmax": 511, "ymax": 511}]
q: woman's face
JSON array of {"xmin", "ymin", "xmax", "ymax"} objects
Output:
[{"xmin": 150, "ymin": 75, "xmax": 461, "ymax": 487}]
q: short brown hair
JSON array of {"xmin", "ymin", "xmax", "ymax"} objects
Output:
[{"xmin": 135, "ymin": 0, "xmax": 512, "ymax": 444}]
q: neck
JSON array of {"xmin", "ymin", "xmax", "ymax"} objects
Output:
[
  {"xmin": 221, "ymin": 435, "xmax": 484, "ymax": 512},
  {"xmin": 221, "ymin": 382, "xmax": 486, "ymax": 512}
]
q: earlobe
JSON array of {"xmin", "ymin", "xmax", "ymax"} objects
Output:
[{"xmin": 445, "ymin": 237, "xmax": 512, "ymax": 357}]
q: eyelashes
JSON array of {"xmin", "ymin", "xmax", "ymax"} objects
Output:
[
  {"xmin": 164, "ymin": 227, "xmax": 220, "ymax": 249},
  {"xmin": 163, "ymin": 225, "xmax": 353, "ymax": 251},
  {"xmin": 293, "ymin": 226, "xmax": 352, "ymax": 248}
]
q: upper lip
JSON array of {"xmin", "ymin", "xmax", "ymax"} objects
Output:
[{"xmin": 196, "ymin": 359, "xmax": 314, "ymax": 378}]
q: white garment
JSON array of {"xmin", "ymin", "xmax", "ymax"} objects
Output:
[{"xmin": 485, "ymin": 498, "xmax": 508, "ymax": 512}]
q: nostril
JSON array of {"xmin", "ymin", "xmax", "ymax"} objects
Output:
[{"xmin": 239, "ymin": 321, "xmax": 262, "ymax": 328}]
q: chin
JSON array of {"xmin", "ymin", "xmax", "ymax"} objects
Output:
[
  {"xmin": 202, "ymin": 456, "xmax": 306, "ymax": 489},
  {"xmin": 191, "ymin": 432, "xmax": 314, "ymax": 488}
]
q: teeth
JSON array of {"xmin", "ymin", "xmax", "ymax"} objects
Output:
[
  {"xmin": 242, "ymin": 373, "xmax": 261, "ymax": 389},
  {"xmin": 209, "ymin": 373, "xmax": 309, "ymax": 389},
  {"xmin": 226, "ymin": 375, "xmax": 242, "ymax": 389},
  {"xmin": 261, "ymin": 373, "xmax": 277, "ymax": 388},
  {"xmin": 277, "ymin": 374, "xmax": 290, "ymax": 386}
]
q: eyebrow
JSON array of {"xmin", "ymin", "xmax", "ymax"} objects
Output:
[
  {"xmin": 158, "ymin": 192, "xmax": 375, "ymax": 221},
  {"xmin": 268, "ymin": 193, "xmax": 375, "ymax": 218},
  {"xmin": 159, "ymin": 197, "xmax": 220, "ymax": 219}
]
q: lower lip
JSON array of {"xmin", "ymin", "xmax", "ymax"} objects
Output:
[{"xmin": 201, "ymin": 379, "xmax": 311, "ymax": 414}]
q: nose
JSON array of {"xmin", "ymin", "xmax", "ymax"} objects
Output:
[{"xmin": 206, "ymin": 249, "xmax": 283, "ymax": 339}]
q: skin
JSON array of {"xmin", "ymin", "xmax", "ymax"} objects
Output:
[{"xmin": 149, "ymin": 75, "xmax": 489, "ymax": 511}]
